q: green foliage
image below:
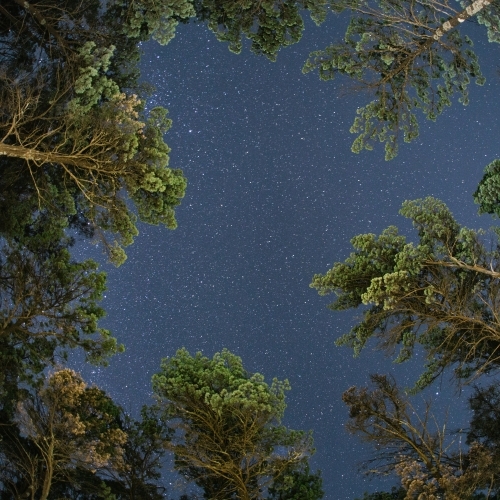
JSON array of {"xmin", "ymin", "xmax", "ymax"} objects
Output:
[
  {"xmin": 354, "ymin": 487, "xmax": 407, "ymax": 499},
  {"xmin": 268, "ymin": 462, "xmax": 324, "ymax": 499},
  {"xmin": 468, "ymin": 384, "xmax": 500, "ymax": 448},
  {"xmin": 311, "ymin": 197, "xmax": 500, "ymax": 389},
  {"xmin": 191, "ymin": 0, "xmax": 331, "ymax": 61},
  {"xmin": 0, "ymin": 68, "xmax": 186, "ymax": 265},
  {"xmin": 69, "ymin": 42, "xmax": 120, "ymax": 113},
  {"xmin": 303, "ymin": 0, "xmax": 486, "ymax": 159},
  {"xmin": 0, "ymin": 369, "xmax": 127, "ymax": 499},
  {"xmin": 152, "ymin": 348, "xmax": 318, "ymax": 499},
  {"xmin": 0, "ymin": 0, "xmax": 187, "ymax": 265},
  {"xmin": 101, "ymin": 405, "xmax": 172, "ymax": 499},
  {"xmin": 153, "ymin": 347, "xmax": 290, "ymax": 420},
  {"xmin": 474, "ymin": 159, "xmax": 500, "ymax": 218},
  {"xmin": 0, "ymin": 225, "xmax": 122, "ymax": 403},
  {"xmin": 111, "ymin": 0, "xmax": 195, "ymax": 45},
  {"xmin": 467, "ymin": 0, "xmax": 500, "ymax": 44}
]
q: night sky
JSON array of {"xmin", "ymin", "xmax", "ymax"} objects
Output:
[{"xmin": 75, "ymin": 14, "xmax": 500, "ymax": 500}]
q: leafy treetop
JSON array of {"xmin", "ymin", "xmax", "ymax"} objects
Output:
[
  {"xmin": 303, "ymin": 0, "xmax": 491, "ymax": 159},
  {"xmin": 152, "ymin": 347, "xmax": 320, "ymax": 500},
  {"xmin": 311, "ymin": 197, "xmax": 500, "ymax": 390},
  {"xmin": 191, "ymin": 0, "xmax": 332, "ymax": 61}
]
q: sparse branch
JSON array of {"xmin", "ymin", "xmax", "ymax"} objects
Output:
[{"xmin": 343, "ymin": 375, "xmax": 500, "ymax": 498}]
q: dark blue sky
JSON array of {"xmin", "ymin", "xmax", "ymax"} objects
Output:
[{"xmin": 77, "ymin": 13, "xmax": 500, "ymax": 499}]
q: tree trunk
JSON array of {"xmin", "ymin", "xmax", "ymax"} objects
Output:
[
  {"xmin": 433, "ymin": 0, "xmax": 493, "ymax": 39},
  {"xmin": 39, "ymin": 442, "xmax": 54, "ymax": 500},
  {"xmin": 0, "ymin": 142, "xmax": 95, "ymax": 169}
]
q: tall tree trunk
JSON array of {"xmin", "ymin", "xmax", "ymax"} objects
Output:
[
  {"xmin": 40, "ymin": 441, "xmax": 54, "ymax": 500},
  {"xmin": 433, "ymin": 0, "xmax": 493, "ymax": 39},
  {"xmin": 0, "ymin": 142, "xmax": 95, "ymax": 169}
]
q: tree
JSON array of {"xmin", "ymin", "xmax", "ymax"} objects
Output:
[
  {"xmin": 311, "ymin": 197, "xmax": 500, "ymax": 390},
  {"xmin": 342, "ymin": 375, "xmax": 454, "ymax": 478},
  {"xmin": 190, "ymin": 0, "xmax": 331, "ymax": 61},
  {"xmin": 0, "ymin": 0, "xmax": 191, "ymax": 264},
  {"xmin": 303, "ymin": 0, "xmax": 495, "ymax": 159},
  {"xmin": 267, "ymin": 462, "xmax": 324, "ymax": 499},
  {"xmin": 0, "ymin": 0, "xmax": 194, "ymax": 69},
  {"xmin": 0, "ymin": 369, "xmax": 126, "ymax": 500},
  {"xmin": 96, "ymin": 405, "xmax": 172, "ymax": 500},
  {"xmin": 106, "ymin": 0, "xmax": 195, "ymax": 46},
  {"xmin": 342, "ymin": 375, "xmax": 500, "ymax": 499},
  {"xmin": 151, "ymin": 348, "xmax": 320, "ymax": 500},
  {"xmin": 0, "ymin": 51, "xmax": 186, "ymax": 265},
  {"xmin": 474, "ymin": 159, "xmax": 500, "ymax": 220},
  {"xmin": 42, "ymin": 404, "xmax": 174, "ymax": 500},
  {"xmin": 0, "ymin": 225, "xmax": 122, "ymax": 414},
  {"xmin": 464, "ymin": 384, "xmax": 500, "ymax": 499},
  {"xmin": 469, "ymin": 384, "xmax": 500, "ymax": 447}
]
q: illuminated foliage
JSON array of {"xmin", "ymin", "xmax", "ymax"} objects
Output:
[
  {"xmin": 312, "ymin": 197, "xmax": 500, "ymax": 389},
  {"xmin": 152, "ymin": 348, "xmax": 321, "ymax": 500}
]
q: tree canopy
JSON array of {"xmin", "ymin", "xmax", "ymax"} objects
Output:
[
  {"xmin": 0, "ymin": 221, "xmax": 122, "ymax": 415},
  {"xmin": 474, "ymin": 159, "xmax": 500, "ymax": 220},
  {"xmin": 311, "ymin": 196, "xmax": 500, "ymax": 390},
  {"xmin": 190, "ymin": 0, "xmax": 331, "ymax": 61},
  {"xmin": 3, "ymin": 0, "xmax": 500, "ymax": 497},
  {"xmin": 152, "ymin": 347, "xmax": 322, "ymax": 500},
  {"xmin": 343, "ymin": 375, "xmax": 500, "ymax": 499},
  {"xmin": 311, "ymin": 187, "xmax": 500, "ymax": 497},
  {"xmin": 0, "ymin": 0, "xmax": 188, "ymax": 265},
  {"xmin": 0, "ymin": 369, "xmax": 126, "ymax": 500},
  {"xmin": 303, "ymin": 0, "xmax": 495, "ymax": 159}
]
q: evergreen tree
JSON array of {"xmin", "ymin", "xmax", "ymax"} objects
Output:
[
  {"xmin": 152, "ymin": 348, "xmax": 320, "ymax": 500},
  {"xmin": 343, "ymin": 376, "xmax": 500, "ymax": 499},
  {"xmin": 0, "ymin": 219, "xmax": 122, "ymax": 411},
  {"xmin": 267, "ymin": 462, "xmax": 324, "ymax": 499},
  {"xmin": 0, "ymin": 0, "xmax": 189, "ymax": 264},
  {"xmin": 474, "ymin": 159, "xmax": 500, "ymax": 221},
  {"xmin": 190, "ymin": 0, "xmax": 331, "ymax": 61},
  {"xmin": 0, "ymin": 369, "xmax": 126, "ymax": 500},
  {"xmin": 303, "ymin": 0, "xmax": 495, "ymax": 159},
  {"xmin": 311, "ymin": 197, "xmax": 500, "ymax": 390}
]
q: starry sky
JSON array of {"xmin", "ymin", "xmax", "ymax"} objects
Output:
[{"xmin": 76, "ymin": 13, "xmax": 500, "ymax": 500}]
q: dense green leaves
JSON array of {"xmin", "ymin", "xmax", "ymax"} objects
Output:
[
  {"xmin": 191, "ymin": 0, "xmax": 331, "ymax": 61},
  {"xmin": 268, "ymin": 462, "xmax": 324, "ymax": 499},
  {"xmin": 303, "ymin": 0, "xmax": 487, "ymax": 159},
  {"xmin": 152, "ymin": 348, "xmax": 321, "ymax": 500},
  {"xmin": 153, "ymin": 347, "xmax": 289, "ymax": 417},
  {"xmin": 111, "ymin": 0, "xmax": 195, "ymax": 45},
  {"xmin": 0, "ymin": 0, "xmax": 188, "ymax": 265},
  {"xmin": 0, "ymin": 232, "xmax": 122, "ymax": 402},
  {"xmin": 474, "ymin": 158, "xmax": 500, "ymax": 219},
  {"xmin": 0, "ymin": 62, "xmax": 186, "ymax": 265},
  {"xmin": 312, "ymin": 197, "xmax": 500, "ymax": 389}
]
